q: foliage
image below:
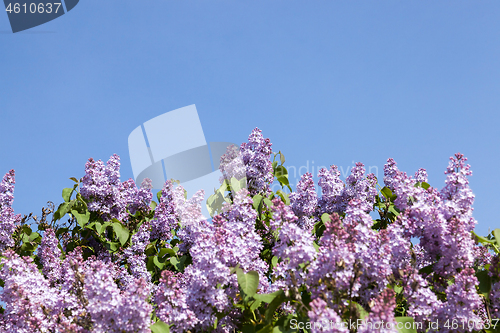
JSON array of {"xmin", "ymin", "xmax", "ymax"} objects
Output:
[{"xmin": 0, "ymin": 128, "xmax": 499, "ymax": 333}]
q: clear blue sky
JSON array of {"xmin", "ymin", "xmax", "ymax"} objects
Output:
[{"xmin": 1, "ymin": 1, "xmax": 499, "ymax": 237}]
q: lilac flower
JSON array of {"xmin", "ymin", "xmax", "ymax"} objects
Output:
[
  {"xmin": 342, "ymin": 200, "xmax": 392, "ymax": 302},
  {"xmin": 289, "ymin": 172, "xmax": 318, "ymax": 230},
  {"xmin": 307, "ymin": 298, "xmax": 347, "ymax": 333},
  {"xmin": 140, "ymin": 178, "xmax": 153, "ymax": 190},
  {"xmin": 385, "ymin": 155, "xmax": 477, "ymax": 280},
  {"xmin": 154, "ymin": 271, "xmax": 198, "ymax": 333},
  {"xmin": 317, "ymin": 165, "xmax": 344, "ymax": 215},
  {"xmin": 385, "ymin": 222, "xmax": 412, "ymax": 275},
  {"xmin": 84, "ymin": 260, "xmax": 152, "ymax": 332},
  {"xmin": 239, "ymin": 128, "xmax": 273, "ymax": 195},
  {"xmin": 0, "ymin": 170, "xmax": 21, "ymax": 251},
  {"xmin": 440, "ymin": 153, "xmax": 476, "ymax": 231},
  {"xmin": 415, "ymin": 168, "xmax": 428, "ymax": 183},
  {"xmin": 123, "ymin": 178, "xmax": 153, "ymax": 216},
  {"xmin": 176, "ymin": 189, "xmax": 267, "ymax": 330},
  {"xmin": 404, "ymin": 271, "xmax": 443, "ymax": 329},
  {"xmin": 152, "ymin": 180, "xmax": 179, "ymax": 240},
  {"xmin": 358, "ymin": 289, "xmax": 398, "ymax": 333},
  {"xmin": 490, "ymin": 281, "xmax": 500, "ymax": 319},
  {"xmin": 121, "ymin": 221, "xmax": 154, "ymax": 292},
  {"xmin": 272, "ymin": 199, "xmax": 317, "ymax": 289},
  {"xmin": 318, "ymin": 163, "xmax": 376, "ymax": 214},
  {"xmin": 81, "ymin": 154, "xmax": 152, "ymax": 221},
  {"xmin": 341, "ymin": 163, "xmax": 377, "ymax": 212},
  {"xmin": 307, "ymin": 213, "xmax": 356, "ymax": 300},
  {"xmin": 436, "ymin": 268, "xmax": 482, "ymax": 332},
  {"xmin": 39, "ymin": 228, "xmax": 62, "ymax": 285},
  {"xmin": 0, "ymin": 251, "xmax": 65, "ymax": 332},
  {"xmin": 218, "ymin": 144, "xmax": 246, "ymax": 185}
]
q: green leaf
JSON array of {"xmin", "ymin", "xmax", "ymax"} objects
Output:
[
  {"xmin": 279, "ymin": 151, "xmax": 285, "ymax": 165},
  {"xmin": 153, "ymin": 256, "xmax": 165, "ymax": 269},
  {"xmin": 230, "ymin": 177, "xmax": 242, "ymax": 192},
  {"xmin": 263, "ymin": 198, "xmax": 273, "ymax": 208},
  {"xmin": 476, "ymin": 270, "xmax": 492, "ymax": 298},
  {"xmin": 151, "ymin": 320, "xmax": 170, "ymax": 333},
  {"xmin": 72, "ymin": 210, "xmax": 90, "ymax": 228},
  {"xmin": 276, "ymin": 190, "xmax": 290, "ymax": 205},
  {"xmin": 421, "ymin": 182, "xmax": 430, "ymax": 190},
  {"xmin": 53, "ymin": 201, "xmax": 74, "ymax": 221},
  {"xmin": 264, "ymin": 290, "xmax": 286, "ymax": 323},
  {"xmin": 418, "ymin": 263, "xmax": 434, "ymax": 275},
  {"xmin": 236, "ymin": 268, "xmax": 259, "ymax": 299},
  {"xmin": 321, "ymin": 213, "xmax": 331, "ymax": 224},
  {"xmin": 242, "ymin": 325, "xmax": 255, "ymax": 333},
  {"xmin": 112, "ymin": 222, "xmax": 130, "ymax": 246},
  {"xmin": 170, "ymin": 257, "xmax": 181, "ymax": 271},
  {"xmin": 253, "ymin": 194, "xmax": 263, "ymax": 211},
  {"xmin": 106, "ymin": 241, "xmax": 120, "ymax": 252},
  {"xmin": 62, "ymin": 188, "xmax": 74, "ymax": 202},
  {"xmin": 274, "ymin": 165, "xmax": 288, "ymax": 178},
  {"xmin": 395, "ymin": 317, "xmax": 418, "ymax": 333},
  {"xmin": 254, "ymin": 290, "xmax": 283, "ymax": 303},
  {"xmin": 494, "ymin": 229, "xmax": 500, "ymax": 247},
  {"xmin": 473, "ymin": 231, "xmax": 497, "ymax": 245},
  {"xmin": 159, "ymin": 247, "xmax": 175, "ymax": 258},
  {"xmin": 349, "ymin": 300, "xmax": 368, "ymax": 319},
  {"xmin": 256, "ymin": 324, "xmax": 273, "ymax": 333},
  {"xmin": 69, "ymin": 177, "xmax": 79, "ymax": 183},
  {"xmin": 271, "ymin": 256, "xmax": 278, "ymax": 268},
  {"xmin": 250, "ymin": 299, "xmax": 263, "ymax": 312},
  {"xmin": 93, "ymin": 222, "xmax": 104, "ymax": 234},
  {"xmin": 388, "ymin": 205, "xmax": 400, "ymax": 216},
  {"xmin": 150, "ymin": 201, "xmax": 157, "ymax": 210},
  {"xmin": 29, "ymin": 232, "xmax": 40, "ymax": 242},
  {"xmin": 381, "ymin": 186, "xmax": 395, "ymax": 200}
]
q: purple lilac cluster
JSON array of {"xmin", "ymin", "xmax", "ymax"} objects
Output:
[
  {"xmin": 384, "ymin": 155, "xmax": 483, "ymax": 329},
  {"xmin": 151, "ymin": 180, "xmax": 178, "ymax": 240},
  {"xmin": 81, "ymin": 154, "xmax": 152, "ymax": 221},
  {"xmin": 272, "ymin": 197, "xmax": 317, "ymax": 290},
  {"xmin": 289, "ymin": 172, "xmax": 318, "ymax": 230},
  {"xmin": 0, "ymin": 127, "xmax": 493, "ymax": 332},
  {"xmin": 159, "ymin": 188, "xmax": 269, "ymax": 331},
  {"xmin": 121, "ymin": 221, "xmax": 154, "ymax": 292},
  {"xmin": 38, "ymin": 228, "xmax": 63, "ymax": 285},
  {"xmin": 0, "ymin": 170, "xmax": 21, "ymax": 251},
  {"xmin": 1, "ymin": 243, "xmax": 153, "ymax": 332},
  {"xmin": 218, "ymin": 144, "xmax": 247, "ymax": 185},
  {"xmin": 358, "ymin": 289, "xmax": 398, "ymax": 333},
  {"xmin": 85, "ymin": 260, "xmax": 152, "ymax": 333},
  {"xmin": 307, "ymin": 298, "xmax": 348, "ymax": 333},
  {"xmin": 238, "ymin": 128, "xmax": 274, "ymax": 195},
  {"xmin": 317, "ymin": 163, "xmax": 377, "ymax": 214},
  {"xmin": 154, "ymin": 270, "xmax": 197, "ymax": 333}
]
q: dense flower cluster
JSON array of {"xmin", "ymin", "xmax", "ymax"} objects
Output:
[
  {"xmin": 236, "ymin": 128, "xmax": 273, "ymax": 195},
  {"xmin": 81, "ymin": 154, "xmax": 152, "ymax": 221},
  {"xmin": 0, "ymin": 128, "xmax": 497, "ymax": 333},
  {"xmin": 0, "ymin": 170, "xmax": 20, "ymax": 250}
]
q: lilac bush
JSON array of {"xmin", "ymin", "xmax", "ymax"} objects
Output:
[{"xmin": 0, "ymin": 127, "xmax": 498, "ymax": 333}]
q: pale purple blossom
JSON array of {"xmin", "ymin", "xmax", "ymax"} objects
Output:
[
  {"xmin": 0, "ymin": 170, "xmax": 21, "ymax": 251},
  {"xmin": 289, "ymin": 172, "xmax": 318, "ymax": 230},
  {"xmin": 39, "ymin": 228, "xmax": 62, "ymax": 285},
  {"xmin": 307, "ymin": 298, "xmax": 348, "ymax": 333}
]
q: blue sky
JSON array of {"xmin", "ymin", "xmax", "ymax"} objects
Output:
[{"xmin": 0, "ymin": 0, "xmax": 499, "ymax": 237}]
